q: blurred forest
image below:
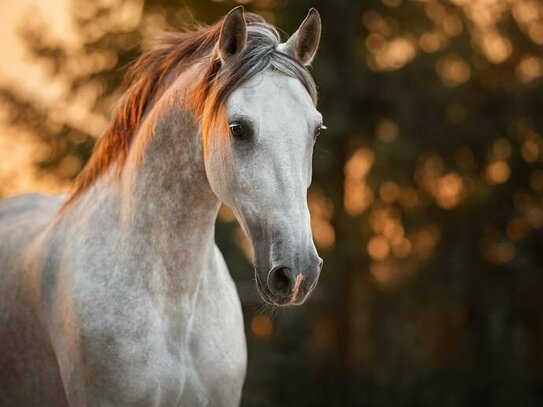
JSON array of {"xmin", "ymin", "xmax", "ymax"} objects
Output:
[{"xmin": 2, "ymin": 0, "xmax": 543, "ymax": 405}]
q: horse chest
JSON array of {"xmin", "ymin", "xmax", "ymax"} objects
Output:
[
  {"xmin": 135, "ymin": 258, "xmax": 246, "ymax": 406},
  {"xmin": 178, "ymin": 262, "xmax": 247, "ymax": 406}
]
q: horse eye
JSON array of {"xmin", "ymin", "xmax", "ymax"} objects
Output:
[{"xmin": 229, "ymin": 123, "xmax": 246, "ymax": 139}]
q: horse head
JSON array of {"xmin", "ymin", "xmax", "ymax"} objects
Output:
[{"xmin": 203, "ymin": 7, "xmax": 323, "ymax": 306}]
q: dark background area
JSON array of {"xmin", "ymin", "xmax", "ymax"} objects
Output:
[{"xmin": 1, "ymin": 0, "xmax": 543, "ymax": 405}]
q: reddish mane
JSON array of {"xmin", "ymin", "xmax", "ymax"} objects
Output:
[{"xmin": 62, "ymin": 20, "xmax": 226, "ymax": 207}]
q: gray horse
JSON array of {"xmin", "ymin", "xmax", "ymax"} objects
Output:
[{"xmin": 0, "ymin": 6, "xmax": 322, "ymax": 406}]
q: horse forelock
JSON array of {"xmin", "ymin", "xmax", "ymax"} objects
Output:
[{"xmin": 62, "ymin": 12, "xmax": 317, "ymax": 209}]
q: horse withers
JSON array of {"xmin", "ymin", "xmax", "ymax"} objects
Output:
[{"xmin": 0, "ymin": 7, "xmax": 323, "ymax": 406}]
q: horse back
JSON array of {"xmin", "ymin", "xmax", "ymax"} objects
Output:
[
  {"xmin": 0, "ymin": 193, "xmax": 66, "ymax": 280},
  {"xmin": 0, "ymin": 193, "xmax": 69, "ymax": 407},
  {"xmin": 0, "ymin": 193, "xmax": 65, "ymax": 234}
]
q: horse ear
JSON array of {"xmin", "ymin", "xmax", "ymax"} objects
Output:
[
  {"xmin": 281, "ymin": 8, "xmax": 321, "ymax": 66},
  {"xmin": 218, "ymin": 6, "xmax": 247, "ymax": 63}
]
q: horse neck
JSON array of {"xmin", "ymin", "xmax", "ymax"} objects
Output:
[{"xmin": 116, "ymin": 79, "xmax": 220, "ymax": 292}]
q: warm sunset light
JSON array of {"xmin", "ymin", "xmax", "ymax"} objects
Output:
[{"xmin": 2, "ymin": 0, "xmax": 543, "ymax": 405}]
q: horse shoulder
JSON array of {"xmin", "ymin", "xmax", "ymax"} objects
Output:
[{"xmin": 41, "ymin": 213, "xmax": 168, "ymax": 405}]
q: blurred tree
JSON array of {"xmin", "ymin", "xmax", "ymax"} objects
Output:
[
  {"xmin": 0, "ymin": 0, "xmax": 250, "ymax": 181},
  {"xmin": 2, "ymin": 0, "xmax": 543, "ymax": 406}
]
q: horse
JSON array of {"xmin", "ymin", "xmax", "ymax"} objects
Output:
[{"xmin": 0, "ymin": 6, "xmax": 323, "ymax": 406}]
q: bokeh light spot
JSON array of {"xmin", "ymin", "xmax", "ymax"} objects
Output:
[
  {"xmin": 486, "ymin": 161, "xmax": 510, "ymax": 184},
  {"xmin": 251, "ymin": 314, "xmax": 273, "ymax": 339},
  {"xmin": 368, "ymin": 236, "xmax": 390, "ymax": 260},
  {"xmin": 436, "ymin": 54, "xmax": 471, "ymax": 86},
  {"xmin": 379, "ymin": 181, "xmax": 400, "ymax": 203},
  {"xmin": 376, "ymin": 119, "xmax": 399, "ymax": 142}
]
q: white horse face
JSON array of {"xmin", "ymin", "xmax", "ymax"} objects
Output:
[
  {"xmin": 203, "ymin": 6, "xmax": 323, "ymax": 306},
  {"xmin": 204, "ymin": 70, "xmax": 323, "ymax": 306}
]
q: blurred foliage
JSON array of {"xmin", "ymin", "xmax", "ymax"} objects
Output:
[{"xmin": 2, "ymin": 0, "xmax": 543, "ymax": 405}]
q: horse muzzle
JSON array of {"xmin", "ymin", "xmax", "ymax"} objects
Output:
[{"xmin": 255, "ymin": 254, "xmax": 322, "ymax": 306}]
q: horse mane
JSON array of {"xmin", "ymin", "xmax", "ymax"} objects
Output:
[{"xmin": 62, "ymin": 12, "xmax": 317, "ymax": 209}]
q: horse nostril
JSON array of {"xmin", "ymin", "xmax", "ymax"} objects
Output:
[
  {"xmin": 318, "ymin": 258, "xmax": 323, "ymax": 271},
  {"xmin": 268, "ymin": 267, "xmax": 293, "ymax": 296}
]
